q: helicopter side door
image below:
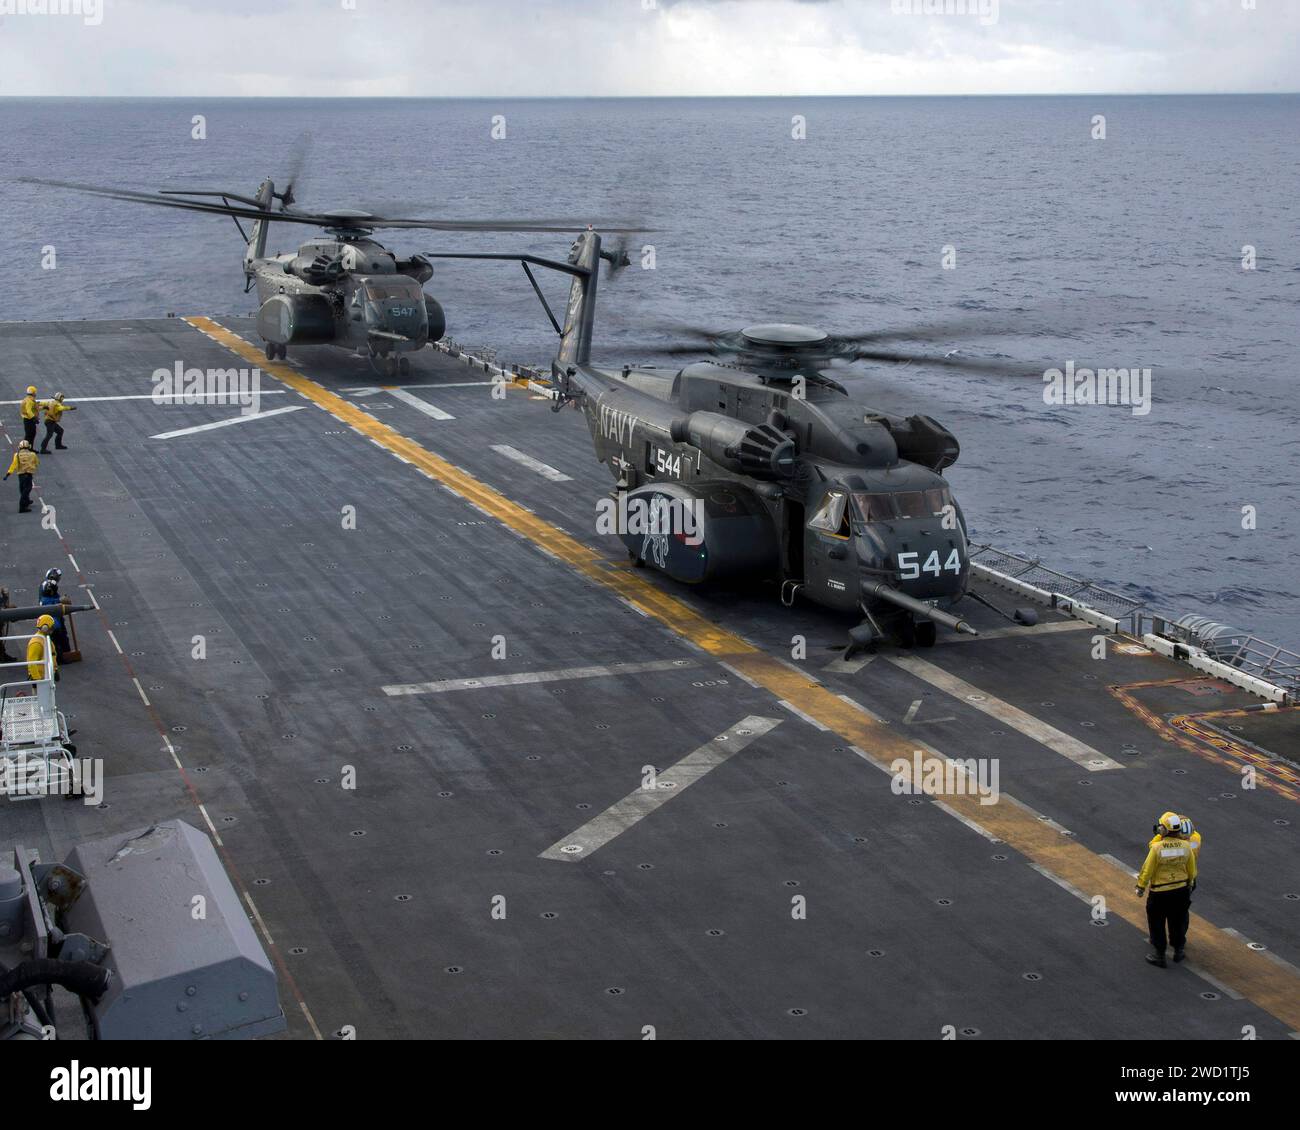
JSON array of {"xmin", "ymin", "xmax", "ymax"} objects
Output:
[{"xmin": 804, "ymin": 487, "xmax": 859, "ymax": 613}]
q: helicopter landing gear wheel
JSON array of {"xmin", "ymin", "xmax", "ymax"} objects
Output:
[
  {"xmin": 399, "ymin": 356, "xmax": 410, "ymax": 376},
  {"xmin": 264, "ymin": 341, "xmax": 275, "ymax": 360},
  {"xmin": 915, "ymin": 620, "xmax": 937, "ymax": 648}
]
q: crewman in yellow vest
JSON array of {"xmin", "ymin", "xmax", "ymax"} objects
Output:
[
  {"xmin": 19, "ymin": 386, "xmax": 39, "ymax": 445},
  {"xmin": 1136, "ymin": 811, "xmax": 1198, "ymax": 967},
  {"xmin": 27, "ymin": 614, "xmax": 58, "ymax": 683},
  {"xmin": 38, "ymin": 393, "xmax": 76, "ymax": 453},
  {"xmin": 3, "ymin": 440, "xmax": 39, "ymax": 513}
]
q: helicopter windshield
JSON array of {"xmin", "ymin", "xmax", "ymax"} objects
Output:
[
  {"xmin": 365, "ymin": 282, "xmax": 420, "ymax": 301},
  {"xmin": 852, "ymin": 488, "xmax": 952, "ymax": 522}
]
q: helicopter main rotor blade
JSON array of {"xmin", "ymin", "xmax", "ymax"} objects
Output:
[
  {"xmin": 842, "ymin": 346, "xmax": 1050, "ymax": 377},
  {"xmin": 20, "ymin": 177, "xmax": 654, "ymax": 234},
  {"xmin": 158, "ymin": 189, "xmax": 269, "ymax": 208},
  {"xmin": 20, "ymin": 178, "xmax": 332, "ymax": 224}
]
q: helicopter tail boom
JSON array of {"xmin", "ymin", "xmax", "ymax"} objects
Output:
[
  {"xmin": 242, "ymin": 179, "xmax": 275, "ymax": 272},
  {"xmin": 556, "ymin": 230, "xmax": 602, "ymax": 368}
]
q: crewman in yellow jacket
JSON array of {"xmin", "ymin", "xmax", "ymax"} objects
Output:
[
  {"xmin": 38, "ymin": 393, "xmax": 76, "ymax": 453},
  {"xmin": 19, "ymin": 386, "xmax": 39, "ymax": 445},
  {"xmin": 27, "ymin": 614, "xmax": 57, "ymax": 682},
  {"xmin": 1136, "ymin": 811, "xmax": 1198, "ymax": 967},
  {"xmin": 3, "ymin": 440, "xmax": 39, "ymax": 513}
]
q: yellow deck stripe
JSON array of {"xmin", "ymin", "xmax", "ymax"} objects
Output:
[{"xmin": 186, "ymin": 316, "xmax": 1300, "ymax": 1033}]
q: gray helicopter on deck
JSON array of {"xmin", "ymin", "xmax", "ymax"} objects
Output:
[
  {"xmin": 432, "ymin": 231, "xmax": 1043, "ymax": 651},
  {"xmin": 26, "ymin": 175, "xmax": 644, "ymax": 377}
]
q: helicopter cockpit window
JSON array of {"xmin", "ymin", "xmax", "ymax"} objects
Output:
[
  {"xmin": 808, "ymin": 490, "xmax": 850, "ymax": 537},
  {"xmin": 852, "ymin": 492, "xmax": 895, "ymax": 523},
  {"xmin": 365, "ymin": 282, "xmax": 419, "ymax": 301},
  {"xmin": 893, "ymin": 491, "xmax": 933, "ymax": 518},
  {"xmin": 925, "ymin": 487, "xmax": 952, "ymax": 516}
]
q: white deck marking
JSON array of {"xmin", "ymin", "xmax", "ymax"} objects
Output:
[
  {"xmin": 903, "ymin": 698, "xmax": 955, "ymax": 725},
  {"xmin": 931, "ymin": 799, "xmax": 1001, "ymax": 842},
  {"xmin": 489, "ymin": 444, "xmax": 572, "ymax": 482},
  {"xmin": 150, "ymin": 405, "xmax": 304, "ymax": 439},
  {"xmin": 382, "ymin": 658, "xmax": 698, "ymax": 696},
  {"xmin": 345, "ymin": 382, "xmax": 494, "ymax": 394},
  {"xmin": 824, "ymin": 653, "xmax": 876, "ymax": 673},
  {"xmin": 0, "ymin": 392, "xmax": 286, "ymax": 405},
  {"xmin": 385, "ymin": 387, "xmax": 455, "ymax": 420},
  {"xmin": 885, "ymin": 653, "xmax": 1123, "ymax": 771},
  {"xmin": 777, "ymin": 699, "xmax": 830, "ymax": 731},
  {"xmin": 540, "ymin": 715, "xmax": 782, "ymax": 861},
  {"xmin": 1029, "ymin": 862, "xmax": 1091, "ymax": 903}
]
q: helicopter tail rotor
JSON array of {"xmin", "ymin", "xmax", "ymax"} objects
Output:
[
  {"xmin": 275, "ymin": 131, "xmax": 313, "ymax": 210},
  {"xmin": 600, "ymin": 236, "xmax": 633, "ymax": 281}
]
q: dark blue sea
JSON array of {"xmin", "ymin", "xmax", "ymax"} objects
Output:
[{"xmin": 5, "ymin": 96, "xmax": 1299, "ymax": 647}]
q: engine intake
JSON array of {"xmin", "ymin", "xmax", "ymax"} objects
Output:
[{"xmin": 670, "ymin": 411, "xmax": 795, "ymax": 480}]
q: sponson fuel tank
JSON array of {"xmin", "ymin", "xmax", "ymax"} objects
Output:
[
  {"xmin": 616, "ymin": 480, "xmax": 778, "ymax": 584},
  {"xmin": 256, "ymin": 293, "xmax": 336, "ymax": 345}
]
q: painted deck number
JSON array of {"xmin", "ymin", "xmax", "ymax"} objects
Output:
[{"xmin": 897, "ymin": 549, "xmax": 961, "ymax": 580}]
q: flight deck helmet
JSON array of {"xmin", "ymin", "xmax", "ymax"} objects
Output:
[{"xmin": 1154, "ymin": 811, "xmax": 1182, "ymax": 836}]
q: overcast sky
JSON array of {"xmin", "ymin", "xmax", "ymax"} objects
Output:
[{"xmin": 0, "ymin": 0, "xmax": 1295, "ymax": 97}]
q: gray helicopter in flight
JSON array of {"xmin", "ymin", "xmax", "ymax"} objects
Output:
[
  {"xmin": 27, "ymin": 175, "xmax": 645, "ymax": 377},
  {"xmin": 431, "ymin": 232, "xmax": 1044, "ymax": 651}
]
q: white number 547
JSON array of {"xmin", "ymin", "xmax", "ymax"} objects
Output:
[{"xmin": 897, "ymin": 549, "xmax": 962, "ymax": 579}]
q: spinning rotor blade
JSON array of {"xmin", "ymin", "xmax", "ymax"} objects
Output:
[
  {"xmin": 20, "ymin": 177, "xmax": 653, "ymax": 234},
  {"xmin": 282, "ymin": 130, "xmax": 313, "ymax": 206},
  {"xmin": 611, "ymin": 313, "xmax": 1195, "ymax": 382}
]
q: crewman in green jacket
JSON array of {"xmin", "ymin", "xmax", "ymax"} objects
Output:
[{"xmin": 1136, "ymin": 810, "xmax": 1199, "ymax": 968}]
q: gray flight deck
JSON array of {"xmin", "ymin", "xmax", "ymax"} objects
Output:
[{"xmin": 1, "ymin": 317, "xmax": 1297, "ymax": 1040}]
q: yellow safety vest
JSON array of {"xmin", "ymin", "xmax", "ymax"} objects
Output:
[
  {"xmin": 1138, "ymin": 834, "xmax": 1198, "ymax": 892},
  {"xmin": 1149, "ymin": 830, "xmax": 1201, "ymax": 856},
  {"xmin": 27, "ymin": 632, "xmax": 55, "ymax": 681},
  {"xmin": 7, "ymin": 450, "xmax": 38, "ymax": 476},
  {"xmin": 43, "ymin": 400, "xmax": 69, "ymax": 422}
]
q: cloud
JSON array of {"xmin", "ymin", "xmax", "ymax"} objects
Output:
[{"xmin": 0, "ymin": 0, "xmax": 1295, "ymax": 96}]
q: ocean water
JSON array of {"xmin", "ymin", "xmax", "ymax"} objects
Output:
[{"xmin": 5, "ymin": 96, "xmax": 1299, "ymax": 647}]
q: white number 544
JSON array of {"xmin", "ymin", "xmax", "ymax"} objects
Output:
[{"xmin": 897, "ymin": 549, "xmax": 962, "ymax": 580}]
